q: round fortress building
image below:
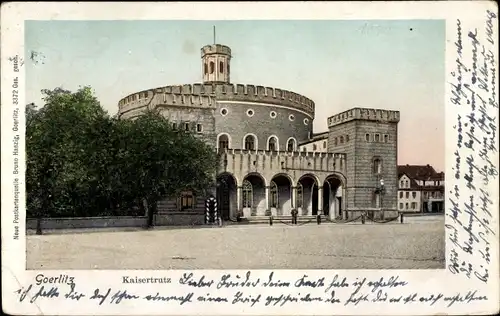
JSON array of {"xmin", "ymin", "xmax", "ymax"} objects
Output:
[
  {"xmin": 118, "ymin": 44, "xmax": 315, "ymax": 153},
  {"xmin": 117, "ymin": 42, "xmax": 400, "ymax": 225}
]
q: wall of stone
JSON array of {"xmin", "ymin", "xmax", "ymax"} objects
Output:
[
  {"xmin": 154, "ymin": 214, "xmax": 205, "ymax": 226},
  {"xmin": 327, "ymin": 108, "xmax": 399, "ymax": 212},
  {"xmin": 156, "ymin": 196, "xmax": 207, "ymax": 214},
  {"xmin": 26, "ymin": 216, "xmax": 148, "ymax": 230},
  {"xmin": 218, "ymin": 149, "xmax": 347, "ymax": 187},
  {"xmin": 158, "ymin": 105, "xmax": 217, "ymax": 147},
  {"xmin": 298, "ymin": 137, "xmax": 328, "ymax": 153},
  {"xmin": 118, "ymin": 83, "xmax": 315, "ymax": 118},
  {"xmin": 215, "ymin": 101, "xmax": 312, "ymax": 150},
  {"xmin": 351, "ymin": 119, "xmax": 398, "ymax": 210}
]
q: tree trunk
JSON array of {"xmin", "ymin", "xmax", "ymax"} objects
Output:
[
  {"xmin": 144, "ymin": 198, "xmax": 154, "ymax": 229},
  {"xmin": 36, "ymin": 216, "xmax": 43, "ymax": 235}
]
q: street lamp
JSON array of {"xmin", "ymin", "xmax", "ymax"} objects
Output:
[
  {"xmin": 379, "ymin": 178, "xmax": 385, "ymax": 219},
  {"xmin": 379, "ymin": 178, "xmax": 385, "ymax": 207}
]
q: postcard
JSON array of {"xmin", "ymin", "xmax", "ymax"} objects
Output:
[{"xmin": 1, "ymin": 1, "xmax": 498, "ymax": 315}]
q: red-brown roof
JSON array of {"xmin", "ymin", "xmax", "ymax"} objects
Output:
[{"xmin": 398, "ymin": 164, "xmax": 443, "ymax": 181}]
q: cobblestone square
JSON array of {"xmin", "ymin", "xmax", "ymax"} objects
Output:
[{"xmin": 27, "ymin": 221, "xmax": 445, "ymax": 270}]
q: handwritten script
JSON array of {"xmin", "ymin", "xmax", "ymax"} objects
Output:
[
  {"xmin": 13, "ymin": 272, "xmax": 488, "ymax": 309},
  {"xmin": 448, "ymin": 10, "xmax": 498, "ymax": 284}
]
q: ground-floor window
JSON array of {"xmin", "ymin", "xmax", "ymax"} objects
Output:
[
  {"xmin": 179, "ymin": 191, "xmax": 194, "ymax": 211},
  {"xmin": 242, "ymin": 180, "xmax": 253, "ymax": 208}
]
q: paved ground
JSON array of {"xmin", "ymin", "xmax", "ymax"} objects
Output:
[{"xmin": 26, "ymin": 221, "xmax": 445, "ymax": 270}]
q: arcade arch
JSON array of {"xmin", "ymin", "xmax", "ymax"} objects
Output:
[
  {"xmin": 216, "ymin": 173, "xmax": 237, "ymax": 220},
  {"xmin": 242, "ymin": 173, "xmax": 266, "ymax": 216}
]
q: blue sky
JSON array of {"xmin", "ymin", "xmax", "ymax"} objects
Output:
[{"xmin": 25, "ymin": 19, "xmax": 445, "ymax": 170}]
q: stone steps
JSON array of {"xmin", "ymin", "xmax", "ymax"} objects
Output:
[{"xmin": 242, "ymin": 215, "xmax": 317, "ymax": 224}]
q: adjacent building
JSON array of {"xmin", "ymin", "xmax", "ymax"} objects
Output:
[
  {"xmin": 397, "ymin": 164, "xmax": 445, "ymax": 213},
  {"xmin": 117, "ymin": 42, "xmax": 401, "ymax": 225}
]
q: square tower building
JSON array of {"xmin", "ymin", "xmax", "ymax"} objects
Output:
[{"xmin": 327, "ymin": 108, "xmax": 400, "ymax": 218}]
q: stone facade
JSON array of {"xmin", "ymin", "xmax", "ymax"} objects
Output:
[
  {"xmin": 116, "ymin": 43, "xmax": 400, "ymax": 224},
  {"xmin": 327, "ymin": 109, "xmax": 400, "ymax": 218}
]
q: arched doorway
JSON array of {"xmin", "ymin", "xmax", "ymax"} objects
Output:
[
  {"xmin": 323, "ymin": 175, "xmax": 344, "ymax": 219},
  {"xmin": 216, "ymin": 173, "xmax": 237, "ymax": 220},
  {"xmin": 270, "ymin": 174, "xmax": 292, "ymax": 216},
  {"xmin": 297, "ymin": 174, "xmax": 319, "ymax": 216},
  {"xmin": 242, "ymin": 173, "xmax": 266, "ymax": 217}
]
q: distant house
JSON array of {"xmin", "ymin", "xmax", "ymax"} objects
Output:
[
  {"xmin": 298, "ymin": 132, "xmax": 329, "ymax": 153},
  {"xmin": 397, "ymin": 164, "xmax": 444, "ymax": 213}
]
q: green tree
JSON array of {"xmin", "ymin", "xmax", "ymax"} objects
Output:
[
  {"xmin": 26, "ymin": 87, "xmax": 109, "ymax": 233},
  {"xmin": 121, "ymin": 110, "xmax": 217, "ymax": 227},
  {"xmin": 26, "ymin": 87, "xmax": 218, "ymax": 230}
]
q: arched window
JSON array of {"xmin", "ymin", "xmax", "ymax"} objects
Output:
[
  {"xmin": 365, "ymin": 134, "xmax": 370, "ymax": 142},
  {"xmin": 287, "ymin": 138, "xmax": 296, "ymax": 151},
  {"xmin": 373, "ymin": 158, "xmax": 382, "ymax": 174},
  {"xmin": 209, "ymin": 61, "xmax": 215, "ymax": 74},
  {"xmin": 244, "ymin": 135, "xmax": 256, "ymax": 150},
  {"xmin": 242, "ymin": 180, "xmax": 253, "ymax": 208},
  {"xmin": 204, "ymin": 63, "xmax": 208, "ymax": 75},
  {"xmin": 218, "ymin": 134, "xmax": 229, "ymax": 150},
  {"xmin": 219, "ymin": 61, "xmax": 224, "ymax": 73},
  {"xmin": 323, "ymin": 141, "xmax": 327, "ymax": 148},
  {"xmin": 296, "ymin": 183, "xmax": 303, "ymax": 208},
  {"xmin": 340, "ymin": 136, "xmax": 344, "ymax": 144},
  {"xmin": 268, "ymin": 137, "xmax": 278, "ymax": 151},
  {"xmin": 179, "ymin": 191, "xmax": 194, "ymax": 211},
  {"xmin": 270, "ymin": 181, "xmax": 278, "ymax": 208}
]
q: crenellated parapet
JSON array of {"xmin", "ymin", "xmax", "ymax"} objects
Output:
[
  {"xmin": 118, "ymin": 90, "xmax": 218, "ymax": 117},
  {"xmin": 118, "ymin": 83, "xmax": 315, "ymax": 117},
  {"xmin": 328, "ymin": 107, "xmax": 400, "ymax": 128},
  {"xmin": 201, "ymin": 44, "xmax": 232, "ymax": 57},
  {"xmin": 218, "ymin": 149, "xmax": 347, "ymax": 183}
]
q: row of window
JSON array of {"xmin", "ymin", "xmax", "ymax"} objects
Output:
[
  {"xmin": 204, "ymin": 61, "xmax": 227, "ymax": 75},
  {"xmin": 218, "ymin": 134, "xmax": 298, "ymax": 151},
  {"xmin": 333, "ymin": 135, "xmax": 350, "ymax": 146},
  {"xmin": 399, "ymin": 202, "xmax": 418, "ymax": 210},
  {"xmin": 309, "ymin": 140, "xmax": 328, "ymax": 151},
  {"xmin": 365, "ymin": 133, "xmax": 390, "ymax": 143},
  {"xmin": 220, "ymin": 108, "xmax": 309, "ymax": 125},
  {"xmin": 242, "ymin": 180, "xmax": 304, "ymax": 208},
  {"xmin": 172, "ymin": 122, "xmax": 203, "ymax": 133},
  {"xmin": 398, "ymin": 191, "xmax": 442, "ymax": 199},
  {"xmin": 400, "ymin": 180, "xmax": 410, "ymax": 188},
  {"xmin": 399, "ymin": 191, "xmax": 417, "ymax": 199}
]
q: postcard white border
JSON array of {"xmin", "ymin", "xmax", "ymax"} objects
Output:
[{"xmin": 1, "ymin": 1, "xmax": 499, "ymax": 315}]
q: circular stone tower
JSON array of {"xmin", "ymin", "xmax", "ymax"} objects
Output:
[{"xmin": 201, "ymin": 44, "xmax": 232, "ymax": 84}]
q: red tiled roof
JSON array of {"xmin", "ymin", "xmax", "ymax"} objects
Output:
[{"xmin": 397, "ymin": 164, "xmax": 443, "ymax": 181}]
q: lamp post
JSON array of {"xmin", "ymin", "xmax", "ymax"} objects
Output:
[{"xmin": 379, "ymin": 178, "xmax": 385, "ymax": 219}]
